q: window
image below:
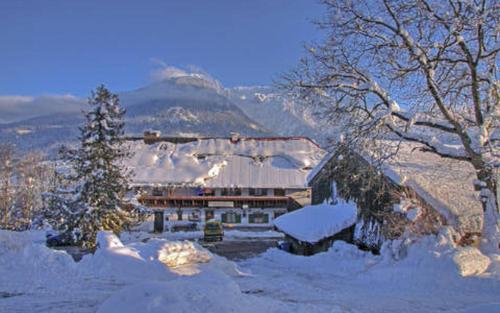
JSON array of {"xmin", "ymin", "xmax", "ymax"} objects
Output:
[
  {"xmin": 249, "ymin": 213, "xmax": 269, "ymax": 224},
  {"xmin": 188, "ymin": 210, "xmax": 201, "ymax": 221},
  {"xmin": 255, "ymin": 188, "xmax": 268, "ymax": 196},
  {"xmin": 273, "ymin": 189, "xmax": 285, "ymax": 196},
  {"xmin": 203, "ymin": 188, "xmax": 214, "ymax": 196},
  {"xmin": 222, "ymin": 212, "xmax": 241, "ymax": 223},
  {"xmin": 249, "ymin": 188, "xmax": 256, "ymax": 196},
  {"xmin": 152, "ymin": 188, "xmax": 163, "ymax": 196}
]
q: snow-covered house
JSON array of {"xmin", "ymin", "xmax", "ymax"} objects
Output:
[
  {"xmin": 125, "ymin": 133, "xmax": 324, "ymax": 230},
  {"xmin": 308, "ymin": 142, "xmax": 483, "ymax": 251},
  {"xmin": 273, "ymin": 202, "xmax": 357, "ymax": 255}
]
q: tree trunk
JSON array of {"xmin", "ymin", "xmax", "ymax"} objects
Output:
[{"xmin": 476, "ymin": 169, "xmax": 500, "ymax": 252}]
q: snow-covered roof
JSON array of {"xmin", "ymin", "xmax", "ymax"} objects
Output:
[
  {"xmin": 308, "ymin": 142, "xmax": 483, "ymax": 234},
  {"xmin": 380, "ymin": 143, "xmax": 482, "ymax": 233},
  {"xmin": 125, "ymin": 137, "xmax": 324, "ymax": 188},
  {"xmin": 273, "ymin": 202, "xmax": 357, "ymax": 243}
]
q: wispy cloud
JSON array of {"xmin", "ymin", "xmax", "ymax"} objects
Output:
[
  {"xmin": 148, "ymin": 59, "xmax": 221, "ymax": 85},
  {"xmin": 0, "ymin": 94, "xmax": 85, "ymax": 124}
]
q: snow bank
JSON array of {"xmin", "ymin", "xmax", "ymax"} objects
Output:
[
  {"xmin": 158, "ymin": 241, "xmax": 211, "ymax": 268},
  {"xmin": 96, "ymin": 270, "xmax": 281, "ymax": 313},
  {"xmin": 240, "ymin": 235, "xmax": 500, "ymax": 313},
  {"xmin": 273, "ymin": 202, "xmax": 357, "ymax": 243},
  {"xmin": 0, "ymin": 230, "xmax": 78, "ymax": 293},
  {"xmin": 81, "ymin": 231, "xmax": 216, "ymax": 282},
  {"xmin": 453, "ymin": 247, "xmax": 492, "ymax": 277},
  {"xmin": 254, "ymin": 241, "xmax": 379, "ymax": 277},
  {"xmin": 80, "ymin": 231, "xmax": 168, "ymax": 282}
]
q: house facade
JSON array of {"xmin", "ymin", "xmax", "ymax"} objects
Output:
[
  {"xmin": 126, "ymin": 132, "xmax": 324, "ymax": 231},
  {"xmin": 307, "ymin": 142, "xmax": 483, "ymax": 251}
]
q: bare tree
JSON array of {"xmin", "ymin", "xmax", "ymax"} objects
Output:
[
  {"xmin": 16, "ymin": 151, "xmax": 53, "ymax": 229},
  {"xmin": 284, "ymin": 0, "xmax": 499, "ymax": 245},
  {"xmin": 0, "ymin": 144, "xmax": 15, "ymax": 228}
]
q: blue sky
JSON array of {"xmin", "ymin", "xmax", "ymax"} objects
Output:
[{"xmin": 0, "ymin": 0, "xmax": 324, "ymax": 96}]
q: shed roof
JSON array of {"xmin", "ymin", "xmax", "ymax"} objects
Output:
[{"xmin": 273, "ymin": 202, "xmax": 357, "ymax": 243}]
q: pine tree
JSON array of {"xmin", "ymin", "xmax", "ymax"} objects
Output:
[{"xmin": 44, "ymin": 85, "xmax": 132, "ymax": 248}]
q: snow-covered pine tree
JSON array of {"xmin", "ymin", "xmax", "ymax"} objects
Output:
[
  {"xmin": 71, "ymin": 85, "xmax": 132, "ymax": 248},
  {"xmin": 44, "ymin": 85, "xmax": 132, "ymax": 248}
]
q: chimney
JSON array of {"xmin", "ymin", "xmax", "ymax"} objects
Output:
[
  {"xmin": 144, "ymin": 130, "xmax": 161, "ymax": 144},
  {"xmin": 230, "ymin": 132, "xmax": 240, "ymax": 143}
]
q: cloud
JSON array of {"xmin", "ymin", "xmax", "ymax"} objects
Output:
[
  {"xmin": 148, "ymin": 59, "xmax": 219, "ymax": 83},
  {"xmin": 150, "ymin": 65, "xmax": 192, "ymax": 81},
  {"xmin": 0, "ymin": 94, "xmax": 85, "ymax": 124},
  {"xmin": 148, "ymin": 60, "xmax": 224, "ymax": 93}
]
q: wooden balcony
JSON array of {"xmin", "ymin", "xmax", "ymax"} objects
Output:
[{"xmin": 137, "ymin": 195, "xmax": 292, "ymax": 209}]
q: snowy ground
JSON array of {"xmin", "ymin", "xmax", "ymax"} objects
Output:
[
  {"xmin": 0, "ymin": 229, "xmax": 498, "ymax": 313},
  {"xmin": 237, "ymin": 241, "xmax": 500, "ymax": 313}
]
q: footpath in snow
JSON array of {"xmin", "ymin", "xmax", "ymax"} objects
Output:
[{"xmin": 0, "ymin": 229, "xmax": 498, "ymax": 313}]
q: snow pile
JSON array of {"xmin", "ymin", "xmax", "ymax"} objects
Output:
[
  {"xmin": 240, "ymin": 235, "xmax": 500, "ymax": 313},
  {"xmin": 0, "ymin": 230, "xmax": 78, "ymax": 294},
  {"xmin": 452, "ymin": 247, "xmax": 492, "ymax": 277},
  {"xmin": 96, "ymin": 270, "xmax": 282, "ymax": 313},
  {"xmin": 158, "ymin": 241, "xmax": 211, "ymax": 268},
  {"xmin": 273, "ymin": 202, "xmax": 357, "ymax": 243},
  {"xmin": 255, "ymin": 241, "xmax": 379, "ymax": 277},
  {"xmin": 85, "ymin": 234, "xmax": 287, "ymax": 313},
  {"xmin": 81, "ymin": 232, "xmax": 217, "ymax": 281},
  {"xmin": 80, "ymin": 231, "xmax": 169, "ymax": 282}
]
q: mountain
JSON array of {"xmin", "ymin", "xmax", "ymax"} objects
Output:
[
  {"xmin": 0, "ymin": 75, "xmax": 272, "ymax": 153},
  {"xmin": 0, "ymin": 112, "xmax": 82, "ymax": 152},
  {"xmin": 0, "ymin": 71, "xmax": 334, "ymax": 154},
  {"xmin": 226, "ymin": 86, "xmax": 323, "ymax": 141},
  {"xmin": 121, "ymin": 76, "xmax": 270, "ymax": 138}
]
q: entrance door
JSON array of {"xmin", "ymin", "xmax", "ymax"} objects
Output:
[{"xmin": 205, "ymin": 210, "xmax": 214, "ymax": 221}]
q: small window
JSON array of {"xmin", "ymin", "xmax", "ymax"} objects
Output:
[
  {"xmin": 273, "ymin": 189, "xmax": 285, "ymax": 196},
  {"xmin": 203, "ymin": 188, "xmax": 214, "ymax": 196},
  {"xmin": 255, "ymin": 188, "xmax": 267, "ymax": 196},
  {"xmin": 152, "ymin": 188, "xmax": 163, "ymax": 196},
  {"xmin": 222, "ymin": 212, "xmax": 241, "ymax": 223},
  {"xmin": 249, "ymin": 213, "xmax": 269, "ymax": 224}
]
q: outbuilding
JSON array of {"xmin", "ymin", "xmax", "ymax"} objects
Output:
[{"xmin": 273, "ymin": 202, "xmax": 357, "ymax": 255}]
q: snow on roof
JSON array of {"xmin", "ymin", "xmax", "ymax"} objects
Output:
[
  {"xmin": 273, "ymin": 202, "xmax": 357, "ymax": 243},
  {"xmin": 380, "ymin": 143, "xmax": 482, "ymax": 233},
  {"xmin": 307, "ymin": 142, "xmax": 483, "ymax": 234},
  {"xmin": 307, "ymin": 150, "xmax": 334, "ymax": 184},
  {"xmin": 125, "ymin": 137, "xmax": 324, "ymax": 188}
]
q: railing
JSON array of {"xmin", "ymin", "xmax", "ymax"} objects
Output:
[{"xmin": 137, "ymin": 195, "xmax": 292, "ymax": 209}]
